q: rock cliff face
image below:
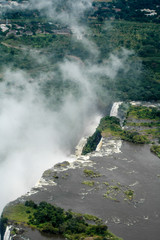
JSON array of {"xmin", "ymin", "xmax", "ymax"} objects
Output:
[{"xmin": 2, "ymin": 102, "xmax": 160, "ymax": 240}]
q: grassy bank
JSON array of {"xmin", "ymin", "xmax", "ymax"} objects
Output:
[
  {"xmin": 2, "ymin": 201, "xmax": 122, "ymax": 240},
  {"xmin": 150, "ymin": 145, "xmax": 160, "ymax": 158}
]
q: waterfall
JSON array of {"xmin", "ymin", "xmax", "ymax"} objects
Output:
[
  {"xmin": 75, "ymin": 137, "xmax": 88, "ymax": 157},
  {"xmin": 74, "ymin": 114, "xmax": 102, "ymax": 157},
  {"xmin": 110, "ymin": 102, "xmax": 122, "ymax": 117},
  {"xmin": 3, "ymin": 226, "xmax": 11, "ymax": 240},
  {"xmin": 93, "ymin": 102, "xmax": 123, "ymax": 153}
]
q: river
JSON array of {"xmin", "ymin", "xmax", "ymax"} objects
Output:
[{"xmin": 2, "ymin": 102, "xmax": 160, "ymax": 240}]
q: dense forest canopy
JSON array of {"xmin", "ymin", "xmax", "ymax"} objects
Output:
[{"xmin": 0, "ymin": 0, "xmax": 159, "ymax": 105}]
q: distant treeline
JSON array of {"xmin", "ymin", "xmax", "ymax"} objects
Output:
[{"xmin": 92, "ymin": 0, "xmax": 160, "ymax": 23}]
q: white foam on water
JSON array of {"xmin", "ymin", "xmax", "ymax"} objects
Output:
[
  {"xmin": 107, "ymin": 166, "xmax": 118, "ymax": 171},
  {"xmin": 3, "ymin": 226, "xmax": 12, "ymax": 240},
  {"xmin": 96, "ymin": 137, "xmax": 103, "ymax": 151},
  {"xmin": 92, "ymin": 139, "xmax": 122, "ymax": 157},
  {"xmin": 129, "ymin": 181, "xmax": 139, "ymax": 187},
  {"xmin": 35, "ymin": 177, "xmax": 57, "ymax": 188},
  {"xmin": 110, "ymin": 102, "xmax": 123, "ymax": 117}
]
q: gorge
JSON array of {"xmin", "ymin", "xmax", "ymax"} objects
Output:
[
  {"xmin": 0, "ymin": 0, "xmax": 160, "ymax": 239},
  {"xmin": 1, "ymin": 102, "xmax": 160, "ymax": 240}
]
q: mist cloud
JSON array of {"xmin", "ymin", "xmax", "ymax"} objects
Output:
[
  {"xmin": 0, "ymin": 46, "xmax": 136, "ymax": 213},
  {"xmin": 0, "ymin": 59, "xmax": 98, "ymax": 214},
  {"xmin": 0, "ymin": 0, "xmax": 141, "ymax": 215},
  {"xmin": 10, "ymin": 0, "xmax": 97, "ymax": 55}
]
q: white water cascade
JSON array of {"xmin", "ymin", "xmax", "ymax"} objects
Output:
[
  {"xmin": 3, "ymin": 226, "xmax": 11, "ymax": 240},
  {"xmin": 110, "ymin": 102, "xmax": 122, "ymax": 117},
  {"xmin": 74, "ymin": 114, "xmax": 102, "ymax": 157},
  {"xmin": 1, "ymin": 104, "xmax": 123, "ymax": 240},
  {"xmin": 94, "ymin": 102, "xmax": 123, "ymax": 155},
  {"xmin": 93, "ymin": 102, "xmax": 123, "ymax": 156}
]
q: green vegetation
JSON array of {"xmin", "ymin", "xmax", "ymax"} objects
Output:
[
  {"xmin": 126, "ymin": 122, "xmax": 160, "ymax": 127},
  {"xmin": 97, "ymin": 116, "xmax": 149, "ymax": 144},
  {"xmin": 118, "ymin": 105, "xmax": 160, "ymax": 143},
  {"xmin": 103, "ymin": 181, "xmax": 135, "ymax": 202},
  {"xmin": 82, "ymin": 117, "xmax": 121, "ymax": 155},
  {"xmin": 82, "ymin": 181, "xmax": 95, "ymax": 187},
  {"xmin": 82, "ymin": 117, "xmax": 138, "ymax": 155},
  {"xmin": 88, "ymin": 115, "xmax": 150, "ymax": 150},
  {"xmin": 92, "ymin": 0, "xmax": 160, "ymax": 23},
  {"xmin": 1, "ymin": 1, "xmax": 160, "ymax": 239},
  {"xmin": 97, "ymin": 114, "xmax": 150, "ymax": 144},
  {"xmin": 83, "ymin": 105, "xmax": 160, "ymax": 155},
  {"xmin": 82, "ymin": 130, "xmax": 101, "ymax": 155},
  {"xmin": 3, "ymin": 203, "xmax": 36, "ymax": 224},
  {"xmin": 91, "ymin": 20, "xmax": 160, "ymax": 101},
  {"xmin": 103, "ymin": 182, "xmax": 110, "ymax": 186},
  {"xmin": 150, "ymin": 145, "xmax": 160, "ymax": 158},
  {"xmin": 124, "ymin": 190, "xmax": 134, "ymax": 200},
  {"xmin": 127, "ymin": 106, "xmax": 160, "ymax": 120},
  {"xmin": 121, "ymin": 131, "xmax": 149, "ymax": 144},
  {"xmin": 98, "ymin": 116, "xmax": 121, "ymax": 137},
  {"xmin": 82, "ymin": 214, "xmax": 101, "ymax": 223},
  {"xmin": 0, "ymin": 1, "xmax": 160, "ymax": 106},
  {"xmin": 0, "ymin": 216, "xmax": 8, "ymax": 239},
  {"xmin": 125, "ymin": 105, "xmax": 160, "ymax": 142},
  {"xmin": 83, "ymin": 169, "xmax": 101, "ymax": 178},
  {"xmin": 2, "ymin": 201, "xmax": 122, "ymax": 240},
  {"xmin": 1, "ymin": 18, "xmax": 160, "ymax": 105},
  {"xmin": 43, "ymin": 169, "xmax": 52, "ymax": 177},
  {"xmin": 104, "ymin": 185, "xmax": 120, "ymax": 201},
  {"xmin": 1, "ymin": 16, "xmax": 160, "ymax": 105},
  {"xmin": 72, "ymin": 212, "xmax": 101, "ymax": 224},
  {"xmin": 141, "ymin": 128, "xmax": 159, "ymax": 138}
]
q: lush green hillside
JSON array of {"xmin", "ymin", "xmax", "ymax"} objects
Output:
[
  {"xmin": 0, "ymin": 0, "xmax": 160, "ymax": 105},
  {"xmin": 89, "ymin": 19, "xmax": 160, "ymax": 101}
]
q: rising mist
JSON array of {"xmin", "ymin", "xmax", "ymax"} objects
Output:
[{"xmin": 0, "ymin": 0, "xmax": 140, "ymax": 214}]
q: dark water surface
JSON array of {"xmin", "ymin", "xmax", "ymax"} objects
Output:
[
  {"xmin": 14, "ymin": 141, "xmax": 160, "ymax": 240},
  {"xmin": 24, "ymin": 228, "xmax": 65, "ymax": 240}
]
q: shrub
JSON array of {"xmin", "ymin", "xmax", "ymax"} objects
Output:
[
  {"xmin": 82, "ymin": 129, "xmax": 101, "ymax": 155},
  {"xmin": 150, "ymin": 145, "xmax": 160, "ymax": 158},
  {"xmin": 25, "ymin": 200, "xmax": 37, "ymax": 209}
]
